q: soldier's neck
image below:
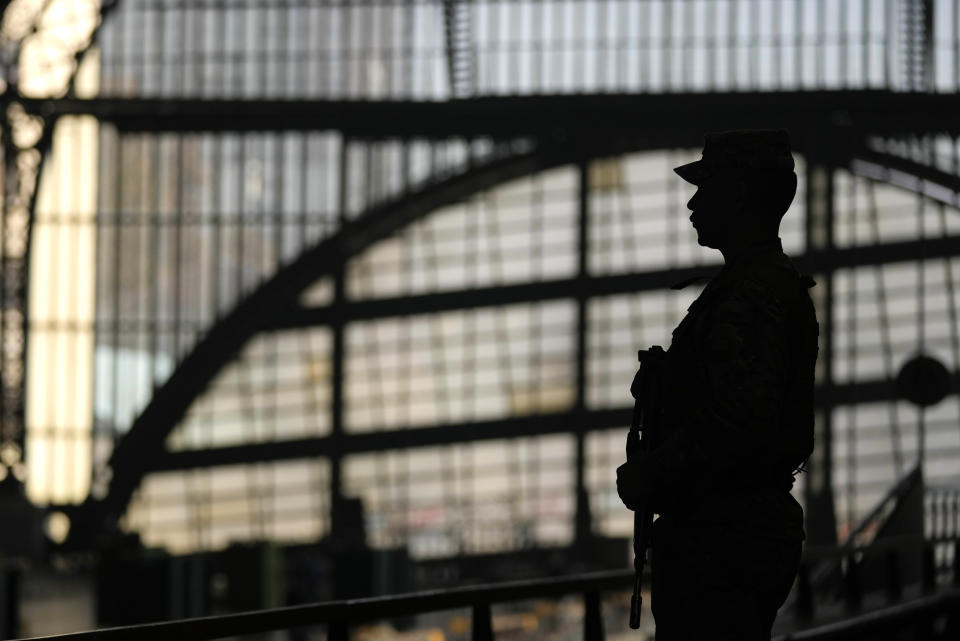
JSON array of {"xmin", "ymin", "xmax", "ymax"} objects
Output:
[{"xmin": 719, "ymin": 234, "xmax": 782, "ymax": 266}]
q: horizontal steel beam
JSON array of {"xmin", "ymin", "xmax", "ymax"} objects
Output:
[
  {"xmin": 153, "ymin": 373, "xmax": 960, "ymax": 472},
  {"xmin": 156, "ymin": 408, "xmax": 623, "ymax": 471},
  {"xmin": 270, "ymin": 233, "xmax": 960, "ymax": 328},
  {"xmin": 20, "ymin": 91, "xmax": 960, "ymax": 139},
  {"xmin": 272, "ymin": 265, "xmax": 721, "ymax": 327}
]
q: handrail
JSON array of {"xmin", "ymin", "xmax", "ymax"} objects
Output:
[
  {"xmin": 800, "ymin": 533, "xmax": 926, "ymax": 562},
  {"xmin": 774, "ymin": 588, "xmax": 960, "ymax": 641},
  {"xmin": 783, "ymin": 464, "xmax": 924, "ymax": 614},
  {"xmin": 13, "ymin": 570, "xmax": 633, "ymax": 641},
  {"xmin": 841, "ymin": 464, "xmax": 922, "ymax": 550},
  {"xmin": 13, "ymin": 571, "xmax": 960, "ymax": 641},
  {"xmin": 39, "ymin": 470, "xmax": 952, "ymax": 640}
]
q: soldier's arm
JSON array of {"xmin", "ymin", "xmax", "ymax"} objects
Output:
[
  {"xmin": 692, "ymin": 276, "xmax": 791, "ymax": 470},
  {"xmin": 619, "ymin": 276, "xmax": 790, "ymax": 504}
]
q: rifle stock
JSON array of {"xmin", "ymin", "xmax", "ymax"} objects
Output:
[{"xmin": 628, "ymin": 345, "xmax": 665, "ymax": 629}]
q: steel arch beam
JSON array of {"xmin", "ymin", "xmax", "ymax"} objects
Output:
[
  {"xmin": 852, "ymin": 148, "xmax": 960, "ymax": 208},
  {"xmin": 68, "ymin": 142, "xmax": 582, "ymax": 544},
  {"xmin": 67, "ymin": 125, "xmax": 960, "ymax": 546}
]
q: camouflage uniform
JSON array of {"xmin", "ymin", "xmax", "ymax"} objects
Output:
[
  {"xmin": 628, "ymin": 131, "xmax": 819, "ymax": 639},
  {"xmin": 643, "ymin": 240, "xmax": 818, "ymax": 639}
]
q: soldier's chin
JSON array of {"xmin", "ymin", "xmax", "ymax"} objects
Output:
[{"xmin": 694, "ymin": 232, "xmax": 718, "ymax": 249}]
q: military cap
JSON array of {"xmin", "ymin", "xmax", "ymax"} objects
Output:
[{"xmin": 674, "ymin": 129, "xmax": 795, "ymax": 185}]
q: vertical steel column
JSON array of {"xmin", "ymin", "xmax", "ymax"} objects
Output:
[
  {"xmin": 574, "ymin": 159, "xmax": 591, "ymax": 553},
  {"xmin": 921, "ymin": 0, "xmax": 934, "ymax": 90},
  {"xmin": 803, "ymin": 138, "xmax": 839, "ymax": 546},
  {"xmin": 900, "ymin": 0, "xmax": 935, "ymax": 90},
  {"xmin": 330, "ymin": 265, "xmax": 346, "ymax": 535},
  {"xmin": 442, "ymin": 0, "xmax": 475, "ymax": 98},
  {"xmin": 329, "ymin": 136, "xmax": 349, "ymax": 547}
]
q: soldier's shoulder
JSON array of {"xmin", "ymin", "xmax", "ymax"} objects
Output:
[
  {"xmin": 718, "ymin": 261, "xmax": 797, "ymax": 324},
  {"xmin": 748, "ymin": 252, "xmax": 802, "ymax": 287},
  {"xmin": 736, "ymin": 254, "xmax": 810, "ymax": 303}
]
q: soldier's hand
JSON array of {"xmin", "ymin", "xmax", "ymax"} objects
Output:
[
  {"xmin": 629, "ymin": 367, "xmax": 643, "ymax": 400},
  {"xmin": 616, "ymin": 459, "xmax": 650, "ymax": 511}
]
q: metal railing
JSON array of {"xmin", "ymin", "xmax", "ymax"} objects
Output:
[
  {"xmin": 15, "ymin": 569, "xmax": 630, "ymax": 641},
  {"xmin": 13, "ymin": 568, "xmax": 960, "ymax": 641},
  {"xmin": 793, "ymin": 534, "xmax": 960, "ymax": 616},
  {"xmin": 775, "ymin": 588, "xmax": 960, "ymax": 641},
  {"xmin": 786, "ymin": 470, "xmax": 960, "ymax": 619}
]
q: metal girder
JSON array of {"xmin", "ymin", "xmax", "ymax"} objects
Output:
[
  {"xmin": 18, "ymin": 91, "xmax": 960, "ymax": 140},
  {"xmin": 270, "ymin": 233, "xmax": 960, "ymax": 329},
  {"xmin": 803, "ymin": 145, "xmax": 840, "ymax": 547},
  {"xmin": 159, "ymin": 409, "xmax": 618, "ymax": 472},
  {"xmin": 275, "ymin": 266, "xmax": 723, "ymax": 328},
  {"xmin": 150, "ymin": 372, "xmax": 960, "ymax": 473},
  {"xmin": 68, "ymin": 112, "xmax": 960, "ymax": 546}
]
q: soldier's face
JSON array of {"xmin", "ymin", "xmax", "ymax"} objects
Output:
[{"xmin": 685, "ymin": 173, "xmax": 745, "ymax": 249}]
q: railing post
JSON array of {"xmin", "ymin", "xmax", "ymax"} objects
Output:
[
  {"xmin": 885, "ymin": 550, "xmax": 902, "ymax": 602},
  {"xmin": 917, "ymin": 545, "xmax": 937, "ymax": 640},
  {"xmin": 472, "ymin": 602, "xmax": 493, "ymax": 641},
  {"xmin": 954, "ymin": 539, "xmax": 960, "ymax": 588},
  {"xmin": 328, "ymin": 621, "xmax": 349, "ymax": 641},
  {"xmin": 922, "ymin": 543, "xmax": 937, "ymax": 593},
  {"xmin": 583, "ymin": 590, "xmax": 604, "ymax": 641},
  {"xmin": 844, "ymin": 555, "xmax": 861, "ymax": 611}
]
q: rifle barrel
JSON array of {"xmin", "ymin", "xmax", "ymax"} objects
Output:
[{"xmin": 628, "ymin": 345, "xmax": 665, "ymax": 629}]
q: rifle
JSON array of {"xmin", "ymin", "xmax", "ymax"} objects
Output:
[{"xmin": 628, "ymin": 345, "xmax": 666, "ymax": 629}]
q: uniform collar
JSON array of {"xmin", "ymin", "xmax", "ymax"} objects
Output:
[
  {"xmin": 669, "ymin": 238, "xmax": 784, "ymax": 292},
  {"xmin": 722, "ymin": 238, "xmax": 784, "ymax": 271}
]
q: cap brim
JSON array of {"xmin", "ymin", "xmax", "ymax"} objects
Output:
[{"xmin": 673, "ymin": 160, "xmax": 709, "ymax": 185}]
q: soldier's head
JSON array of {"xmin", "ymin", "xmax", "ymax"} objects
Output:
[{"xmin": 674, "ymin": 129, "xmax": 797, "ymax": 252}]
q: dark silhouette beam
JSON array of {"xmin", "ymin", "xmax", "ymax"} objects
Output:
[{"xmin": 21, "ymin": 91, "xmax": 960, "ymax": 140}]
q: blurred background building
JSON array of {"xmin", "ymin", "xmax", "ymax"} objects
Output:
[{"xmin": 0, "ymin": 0, "xmax": 957, "ymax": 639}]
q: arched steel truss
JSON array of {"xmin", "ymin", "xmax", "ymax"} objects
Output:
[{"xmin": 60, "ymin": 110, "xmax": 960, "ymax": 546}]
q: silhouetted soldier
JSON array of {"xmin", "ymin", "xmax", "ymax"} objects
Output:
[{"xmin": 617, "ymin": 130, "xmax": 819, "ymax": 640}]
